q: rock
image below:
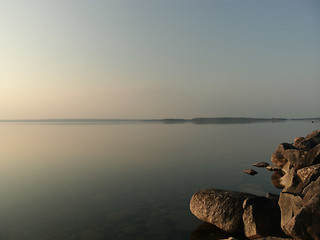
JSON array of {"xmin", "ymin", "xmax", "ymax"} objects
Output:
[
  {"xmin": 244, "ymin": 169, "xmax": 258, "ymax": 175},
  {"xmin": 306, "ymin": 130, "xmax": 320, "ymax": 138},
  {"xmin": 283, "ymin": 194, "xmax": 320, "ymax": 240},
  {"xmin": 253, "ymin": 162, "xmax": 269, "ymax": 167},
  {"xmin": 278, "ymin": 192, "xmax": 303, "ymax": 234},
  {"xmin": 293, "ymin": 130, "xmax": 320, "ymax": 150},
  {"xmin": 304, "ymin": 143, "xmax": 320, "ymax": 166},
  {"xmin": 293, "ymin": 137, "xmax": 305, "ymax": 147},
  {"xmin": 242, "ymin": 197, "xmax": 283, "ymax": 239},
  {"xmin": 190, "ymin": 189, "xmax": 256, "ymax": 233},
  {"xmin": 271, "ymin": 131, "xmax": 320, "ymax": 169},
  {"xmin": 302, "ymin": 176, "xmax": 320, "ymax": 205},
  {"xmin": 281, "ymin": 162, "xmax": 293, "ymax": 175},
  {"xmin": 255, "ymin": 237, "xmax": 293, "ymax": 240},
  {"xmin": 293, "ymin": 137, "xmax": 314, "ymax": 150},
  {"xmin": 266, "ymin": 166, "xmax": 282, "ymax": 171},
  {"xmin": 305, "ymin": 129, "xmax": 320, "ymax": 144},
  {"xmin": 283, "ymin": 149, "xmax": 308, "ymax": 170},
  {"xmin": 271, "ymin": 143, "xmax": 296, "ymax": 168},
  {"xmin": 297, "ymin": 163, "xmax": 320, "ymax": 185},
  {"xmin": 280, "ymin": 169, "xmax": 303, "ymax": 194}
]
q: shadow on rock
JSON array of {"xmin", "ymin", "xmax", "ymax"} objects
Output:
[{"xmin": 190, "ymin": 222, "xmax": 248, "ymax": 240}]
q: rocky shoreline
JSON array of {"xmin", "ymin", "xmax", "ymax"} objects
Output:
[{"xmin": 190, "ymin": 129, "xmax": 320, "ymax": 240}]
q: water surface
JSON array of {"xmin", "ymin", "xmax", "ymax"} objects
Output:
[{"xmin": 0, "ymin": 120, "xmax": 318, "ymax": 239}]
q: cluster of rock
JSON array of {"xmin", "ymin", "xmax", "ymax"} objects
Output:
[
  {"xmin": 272, "ymin": 129, "xmax": 320, "ymax": 239},
  {"xmin": 190, "ymin": 129, "xmax": 320, "ymax": 239}
]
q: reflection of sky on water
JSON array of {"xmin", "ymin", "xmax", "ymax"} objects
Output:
[{"xmin": 0, "ymin": 121, "xmax": 318, "ymax": 239}]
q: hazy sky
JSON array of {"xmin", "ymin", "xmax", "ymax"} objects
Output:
[{"xmin": 1, "ymin": 0, "xmax": 319, "ymax": 119}]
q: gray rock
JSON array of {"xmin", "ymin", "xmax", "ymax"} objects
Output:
[
  {"xmin": 242, "ymin": 197, "xmax": 283, "ymax": 239},
  {"xmin": 190, "ymin": 189, "xmax": 256, "ymax": 233},
  {"xmin": 253, "ymin": 162, "xmax": 269, "ymax": 168},
  {"xmin": 244, "ymin": 169, "xmax": 258, "ymax": 175},
  {"xmin": 278, "ymin": 192, "xmax": 303, "ymax": 235},
  {"xmin": 283, "ymin": 194, "xmax": 320, "ymax": 240}
]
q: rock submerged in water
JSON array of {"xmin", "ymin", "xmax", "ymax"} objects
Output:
[
  {"xmin": 243, "ymin": 169, "xmax": 258, "ymax": 175},
  {"xmin": 190, "ymin": 189, "xmax": 256, "ymax": 233},
  {"xmin": 190, "ymin": 129, "xmax": 320, "ymax": 240},
  {"xmin": 253, "ymin": 162, "xmax": 269, "ymax": 167},
  {"xmin": 266, "ymin": 165, "xmax": 282, "ymax": 171},
  {"xmin": 190, "ymin": 222, "xmax": 247, "ymax": 240}
]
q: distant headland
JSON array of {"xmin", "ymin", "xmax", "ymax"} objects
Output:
[{"xmin": 0, "ymin": 117, "xmax": 319, "ymax": 124}]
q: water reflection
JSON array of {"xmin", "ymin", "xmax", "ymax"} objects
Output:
[
  {"xmin": 0, "ymin": 121, "xmax": 317, "ymax": 239},
  {"xmin": 271, "ymin": 171, "xmax": 285, "ymax": 189},
  {"xmin": 190, "ymin": 222, "xmax": 247, "ymax": 240}
]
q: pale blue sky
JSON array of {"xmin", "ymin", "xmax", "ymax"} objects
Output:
[{"xmin": 0, "ymin": 0, "xmax": 319, "ymax": 119}]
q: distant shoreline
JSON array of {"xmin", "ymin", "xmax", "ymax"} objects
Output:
[{"xmin": 0, "ymin": 117, "xmax": 319, "ymax": 124}]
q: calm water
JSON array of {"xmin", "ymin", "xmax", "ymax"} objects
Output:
[{"xmin": 0, "ymin": 121, "xmax": 318, "ymax": 240}]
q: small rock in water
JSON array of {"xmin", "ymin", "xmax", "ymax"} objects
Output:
[
  {"xmin": 253, "ymin": 162, "xmax": 269, "ymax": 167},
  {"xmin": 244, "ymin": 169, "xmax": 258, "ymax": 175}
]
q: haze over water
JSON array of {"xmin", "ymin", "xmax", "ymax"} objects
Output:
[
  {"xmin": 1, "ymin": 120, "xmax": 319, "ymax": 239},
  {"xmin": 1, "ymin": 1, "xmax": 319, "ymax": 239}
]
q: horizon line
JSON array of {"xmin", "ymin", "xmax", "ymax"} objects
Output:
[{"xmin": 0, "ymin": 117, "xmax": 319, "ymax": 122}]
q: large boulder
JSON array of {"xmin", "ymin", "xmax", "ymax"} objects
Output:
[
  {"xmin": 282, "ymin": 194, "xmax": 320, "ymax": 240},
  {"xmin": 190, "ymin": 189, "xmax": 256, "ymax": 233},
  {"xmin": 242, "ymin": 197, "xmax": 283, "ymax": 239}
]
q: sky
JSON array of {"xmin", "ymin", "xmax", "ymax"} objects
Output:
[{"xmin": 0, "ymin": 0, "xmax": 319, "ymax": 119}]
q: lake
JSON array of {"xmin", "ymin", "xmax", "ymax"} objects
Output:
[{"xmin": 0, "ymin": 120, "xmax": 318, "ymax": 240}]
